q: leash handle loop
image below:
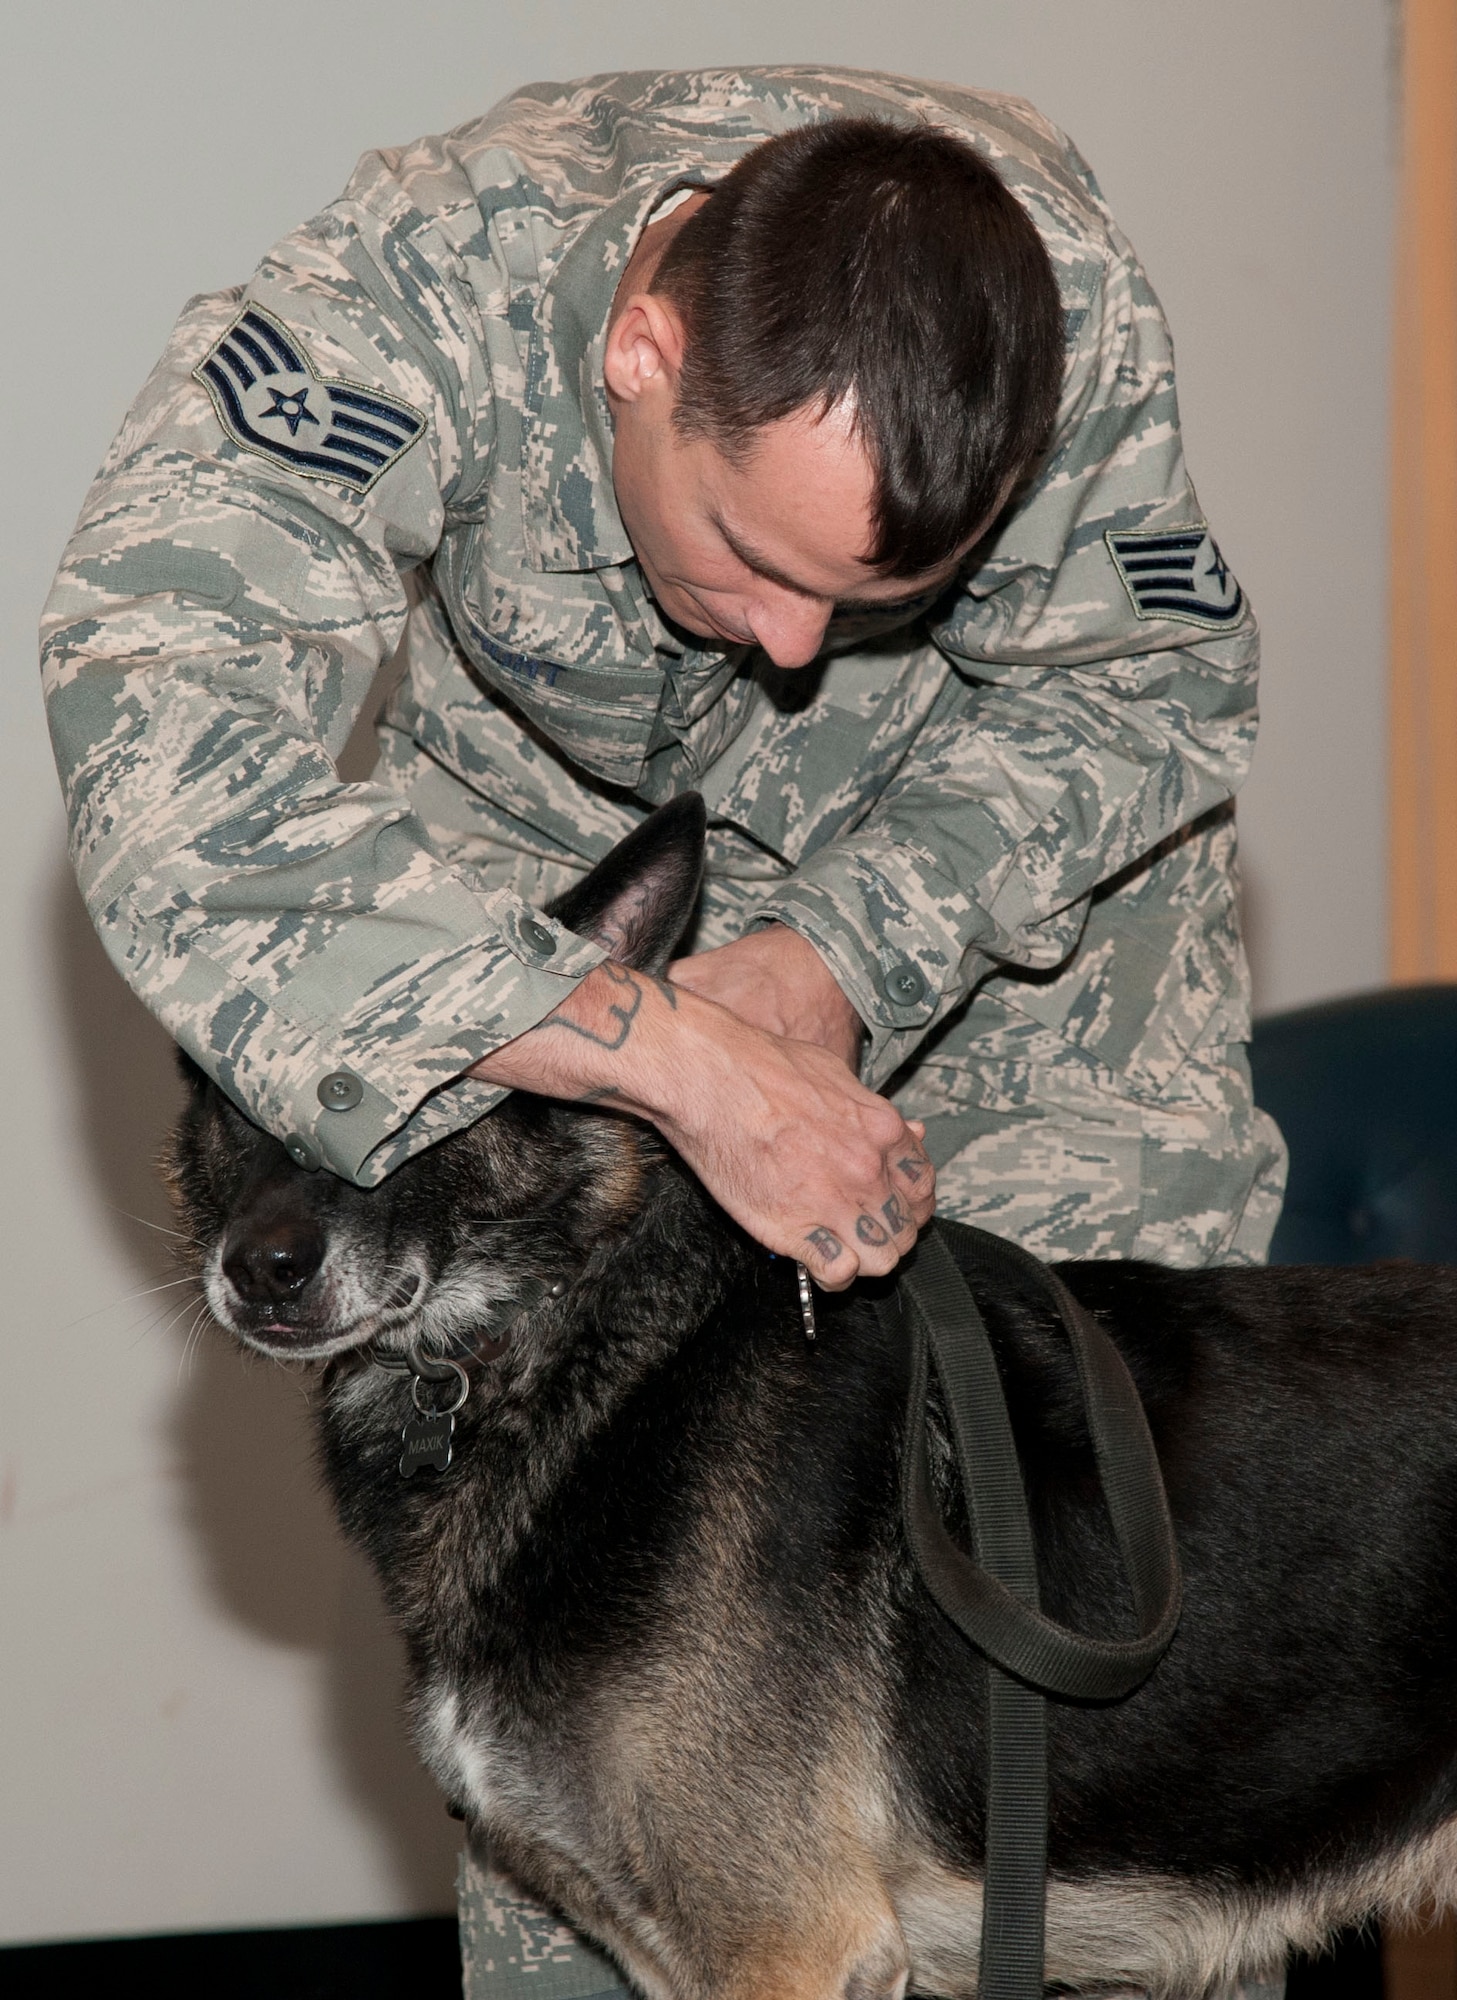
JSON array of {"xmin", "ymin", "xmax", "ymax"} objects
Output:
[
  {"xmin": 894, "ymin": 1226, "xmax": 1182, "ymax": 1702},
  {"xmin": 875, "ymin": 1220, "xmax": 1184, "ymax": 2000}
]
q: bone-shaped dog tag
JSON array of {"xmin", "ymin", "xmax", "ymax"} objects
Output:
[{"xmin": 399, "ymin": 1410, "xmax": 455, "ymax": 1477}]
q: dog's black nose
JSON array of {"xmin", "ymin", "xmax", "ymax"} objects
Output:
[{"xmin": 222, "ymin": 1218, "xmax": 325, "ymax": 1303}]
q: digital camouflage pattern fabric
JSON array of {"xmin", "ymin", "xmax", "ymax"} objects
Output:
[
  {"xmin": 41, "ymin": 66, "xmax": 1284, "ymax": 1260},
  {"xmin": 458, "ymin": 1849, "xmax": 628, "ymax": 2000}
]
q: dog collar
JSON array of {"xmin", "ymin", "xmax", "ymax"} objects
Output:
[{"xmin": 367, "ymin": 1272, "xmax": 571, "ymax": 1384}]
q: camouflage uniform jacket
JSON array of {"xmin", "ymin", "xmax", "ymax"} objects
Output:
[{"xmin": 42, "ymin": 68, "xmax": 1260, "ymax": 1187}]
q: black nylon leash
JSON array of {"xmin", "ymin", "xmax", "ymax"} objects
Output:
[{"xmin": 874, "ymin": 1221, "xmax": 1182, "ymax": 2000}]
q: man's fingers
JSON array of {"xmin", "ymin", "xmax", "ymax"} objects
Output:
[
  {"xmin": 798, "ymin": 1192, "xmax": 917, "ymax": 1285},
  {"xmin": 848, "ymin": 1219, "xmax": 909, "ymax": 1277},
  {"xmin": 891, "ymin": 1145, "xmax": 934, "ymax": 1191},
  {"xmin": 648, "ymin": 1006, "xmax": 933, "ymax": 1288},
  {"xmin": 880, "ymin": 1190, "xmax": 913, "ymax": 1238},
  {"xmin": 795, "ymin": 1119, "xmax": 933, "ymax": 1288},
  {"xmin": 800, "ymin": 1224, "xmax": 856, "ymax": 1291},
  {"xmin": 890, "ymin": 1138, "xmax": 937, "ymax": 1224}
]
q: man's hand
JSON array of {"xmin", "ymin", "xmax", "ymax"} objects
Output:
[
  {"xmin": 469, "ymin": 962, "xmax": 935, "ymax": 1288},
  {"xmin": 668, "ymin": 924, "xmax": 864, "ymax": 1068}
]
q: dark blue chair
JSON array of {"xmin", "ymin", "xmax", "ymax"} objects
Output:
[
  {"xmin": 1248, "ymin": 983, "xmax": 1457, "ymax": 2000},
  {"xmin": 1250, "ymin": 984, "xmax": 1457, "ymax": 1267}
]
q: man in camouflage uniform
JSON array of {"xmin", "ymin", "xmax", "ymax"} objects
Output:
[{"xmin": 42, "ymin": 67, "xmax": 1286, "ymax": 1995}]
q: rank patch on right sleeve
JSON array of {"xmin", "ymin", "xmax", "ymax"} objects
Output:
[
  {"xmin": 1105, "ymin": 526, "xmax": 1244, "ymax": 630},
  {"xmin": 195, "ymin": 304, "xmax": 426, "ymax": 494}
]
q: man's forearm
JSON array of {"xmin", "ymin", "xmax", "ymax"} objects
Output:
[
  {"xmin": 470, "ymin": 961, "xmax": 689, "ymax": 1115},
  {"xmin": 666, "ymin": 923, "xmax": 865, "ymax": 1070}
]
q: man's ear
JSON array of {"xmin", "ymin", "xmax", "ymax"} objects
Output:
[
  {"xmin": 547, "ymin": 795, "xmax": 707, "ymax": 974},
  {"xmin": 602, "ymin": 290, "xmax": 688, "ymax": 410}
]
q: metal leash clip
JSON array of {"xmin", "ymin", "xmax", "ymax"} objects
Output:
[{"xmin": 795, "ymin": 1261, "xmax": 817, "ymax": 1341}]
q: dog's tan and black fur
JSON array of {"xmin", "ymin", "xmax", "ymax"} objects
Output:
[{"xmin": 168, "ymin": 798, "xmax": 1457, "ymax": 1999}]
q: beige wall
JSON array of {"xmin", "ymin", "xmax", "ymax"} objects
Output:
[{"xmin": 0, "ymin": 0, "xmax": 1394, "ymax": 1945}]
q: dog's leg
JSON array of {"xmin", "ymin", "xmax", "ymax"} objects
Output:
[
  {"xmin": 584, "ymin": 1888, "xmax": 910, "ymax": 2000},
  {"xmin": 511, "ymin": 1852, "xmax": 910, "ymax": 2000},
  {"xmin": 709, "ymin": 1885, "xmax": 910, "ymax": 2000}
]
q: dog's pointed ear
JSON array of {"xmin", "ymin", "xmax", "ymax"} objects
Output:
[
  {"xmin": 548, "ymin": 794, "xmax": 707, "ymax": 973},
  {"xmin": 175, "ymin": 1046, "xmax": 210, "ymax": 1093}
]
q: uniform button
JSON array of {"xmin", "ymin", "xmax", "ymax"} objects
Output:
[
  {"xmin": 284, "ymin": 1134, "xmax": 321, "ymax": 1172},
  {"xmin": 317, "ymin": 1069, "xmax": 364, "ymax": 1112},
  {"xmin": 521, "ymin": 918, "xmax": 557, "ymax": 956},
  {"xmin": 880, "ymin": 960, "xmax": 927, "ymax": 1007}
]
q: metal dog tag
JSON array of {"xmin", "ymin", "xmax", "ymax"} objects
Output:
[
  {"xmin": 397, "ymin": 1357, "xmax": 471, "ymax": 1477},
  {"xmin": 399, "ymin": 1410, "xmax": 455, "ymax": 1477}
]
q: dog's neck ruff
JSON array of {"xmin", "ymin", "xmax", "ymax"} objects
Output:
[{"xmin": 365, "ymin": 1271, "xmax": 573, "ymax": 1479}]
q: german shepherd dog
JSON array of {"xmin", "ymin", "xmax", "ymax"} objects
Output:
[{"xmin": 167, "ymin": 796, "xmax": 1457, "ymax": 2000}]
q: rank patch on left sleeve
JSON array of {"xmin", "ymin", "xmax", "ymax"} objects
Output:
[
  {"xmin": 1105, "ymin": 526, "xmax": 1244, "ymax": 630},
  {"xmin": 194, "ymin": 304, "xmax": 426, "ymax": 494}
]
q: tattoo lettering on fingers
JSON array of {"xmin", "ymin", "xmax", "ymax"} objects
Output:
[
  {"xmin": 897, "ymin": 1154, "xmax": 928, "ymax": 1185},
  {"xmin": 855, "ymin": 1214, "xmax": 890, "ymax": 1246},
  {"xmin": 804, "ymin": 1227, "xmax": 844, "ymax": 1263},
  {"xmin": 881, "ymin": 1191, "xmax": 910, "ymax": 1235}
]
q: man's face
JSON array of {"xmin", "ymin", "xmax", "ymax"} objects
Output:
[
  {"xmin": 603, "ymin": 273, "xmax": 972, "ymax": 670},
  {"xmin": 610, "ymin": 397, "xmax": 967, "ymax": 670}
]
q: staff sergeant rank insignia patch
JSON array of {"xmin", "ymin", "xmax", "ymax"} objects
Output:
[
  {"xmin": 1105, "ymin": 525, "xmax": 1244, "ymax": 630},
  {"xmin": 195, "ymin": 305, "xmax": 426, "ymax": 494}
]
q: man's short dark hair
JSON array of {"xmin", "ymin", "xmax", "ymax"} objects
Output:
[{"xmin": 651, "ymin": 118, "xmax": 1065, "ymax": 578}]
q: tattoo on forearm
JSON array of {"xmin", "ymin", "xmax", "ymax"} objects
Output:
[
  {"xmin": 855, "ymin": 1214, "xmax": 889, "ymax": 1246},
  {"xmin": 881, "ymin": 1192, "xmax": 910, "ymax": 1235},
  {"xmin": 574, "ymin": 1085, "xmax": 625, "ymax": 1105},
  {"xmin": 545, "ymin": 960, "xmax": 646, "ymax": 1051},
  {"xmin": 805, "ymin": 1227, "xmax": 844, "ymax": 1263}
]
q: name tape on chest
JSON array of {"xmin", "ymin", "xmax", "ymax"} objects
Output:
[
  {"xmin": 1105, "ymin": 527, "xmax": 1244, "ymax": 631},
  {"xmin": 195, "ymin": 305, "xmax": 426, "ymax": 494}
]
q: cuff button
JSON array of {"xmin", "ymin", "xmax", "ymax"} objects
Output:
[
  {"xmin": 317, "ymin": 1069, "xmax": 365, "ymax": 1112},
  {"xmin": 284, "ymin": 1134, "xmax": 321, "ymax": 1172},
  {"xmin": 880, "ymin": 960, "xmax": 927, "ymax": 1007},
  {"xmin": 521, "ymin": 917, "xmax": 557, "ymax": 956}
]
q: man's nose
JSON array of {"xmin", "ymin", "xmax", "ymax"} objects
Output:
[{"xmin": 746, "ymin": 592, "xmax": 833, "ymax": 670}]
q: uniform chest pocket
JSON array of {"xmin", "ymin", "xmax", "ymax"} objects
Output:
[{"xmin": 438, "ymin": 537, "xmax": 667, "ymax": 789}]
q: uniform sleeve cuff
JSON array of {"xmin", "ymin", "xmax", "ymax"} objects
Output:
[
  {"xmin": 746, "ymin": 864, "xmax": 991, "ymax": 1090},
  {"xmin": 166, "ymin": 888, "xmax": 607, "ymax": 1185}
]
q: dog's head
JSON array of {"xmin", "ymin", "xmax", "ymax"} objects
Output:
[{"xmin": 166, "ymin": 794, "xmax": 707, "ymax": 1364}]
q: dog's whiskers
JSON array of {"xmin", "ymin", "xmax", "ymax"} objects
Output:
[
  {"xmin": 54, "ymin": 1273, "xmax": 205, "ymax": 1337},
  {"xmin": 108, "ymin": 1205, "xmax": 207, "ymax": 1250},
  {"xmin": 177, "ymin": 1302, "xmax": 215, "ymax": 1381},
  {"xmin": 150, "ymin": 1285, "xmax": 206, "ymax": 1330},
  {"xmin": 128, "ymin": 1280, "xmax": 210, "ymax": 1353}
]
